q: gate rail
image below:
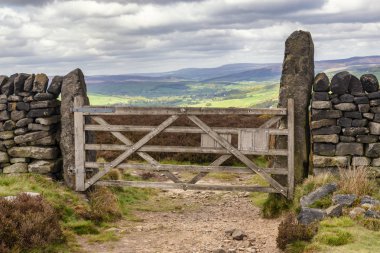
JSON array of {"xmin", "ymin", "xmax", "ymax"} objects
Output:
[{"xmin": 73, "ymin": 98, "xmax": 294, "ymax": 199}]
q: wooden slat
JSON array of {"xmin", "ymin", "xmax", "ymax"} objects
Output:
[
  {"xmin": 84, "ymin": 144, "xmax": 288, "ymax": 156},
  {"xmin": 287, "ymin": 99, "xmax": 295, "ymax": 199},
  {"xmin": 95, "ymin": 180, "xmax": 280, "ymax": 193},
  {"xmin": 259, "ymin": 116, "xmax": 282, "ymax": 128},
  {"xmin": 91, "ymin": 117, "xmax": 181, "ymax": 184},
  {"xmin": 84, "ymin": 125, "xmax": 288, "ymax": 135},
  {"xmin": 188, "ymin": 115, "xmax": 287, "ymax": 196},
  {"xmin": 74, "ymin": 96, "xmax": 85, "ymax": 191},
  {"xmin": 85, "ymin": 162, "xmax": 289, "ymax": 175},
  {"xmin": 85, "ymin": 115, "xmax": 179, "ymax": 188},
  {"xmin": 76, "ymin": 106, "xmax": 287, "ymax": 115},
  {"xmin": 188, "ymin": 154, "xmax": 232, "ymax": 184}
]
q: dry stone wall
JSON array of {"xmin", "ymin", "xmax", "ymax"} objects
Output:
[
  {"xmin": 311, "ymin": 71, "xmax": 380, "ymax": 174},
  {"xmin": 0, "ymin": 73, "xmax": 62, "ymax": 175}
]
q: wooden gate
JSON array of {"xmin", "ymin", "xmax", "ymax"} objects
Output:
[{"xmin": 73, "ymin": 99, "xmax": 295, "ymax": 199}]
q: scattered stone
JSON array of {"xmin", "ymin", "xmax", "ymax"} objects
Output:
[
  {"xmin": 300, "ymin": 183, "xmax": 337, "ymax": 207},
  {"xmin": 336, "ymin": 142, "xmax": 363, "ymax": 155},
  {"xmin": 297, "ymin": 207, "xmax": 326, "ymax": 225},
  {"xmin": 332, "ymin": 194, "xmax": 357, "ymax": 206},
  {"xmin": 349, "ymin": 207, "xmax": 365, "ymax": 219},
  {"xmin": 312, "ymin": 134, "xmax": 339, "ymax": 143},
  {"xmin": 360, "ymin": 196, "xmax": 380, "ymax": 206},
  {"xmin": 231, "ymin": 229, "xmax": 247, "ymax": 240},
  {"xmin": 8, "ymin": 146, "xmax": 59, "ymax": 159},
  {"xmin": 361, "ymin": 74, "xmax": 379, "ymax": 93},
  {"xmin": 313, "ymin": 155, "xmax": 349, "ymax": 167},
  {"xmin": 326, "ymin": 204, "xmax": 343, "ymax": 217},
  {"xmin": 364, "ymin": 210, "xmax": 380, "ymax": 219}
]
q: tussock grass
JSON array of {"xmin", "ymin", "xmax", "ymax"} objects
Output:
[
  {"xmin": 338, "ymin": 166, "xmax": 376, "ymax": 196},
  {"xmin": 88, "ymin": 186, "xmax": 122, "ymax": 222}
]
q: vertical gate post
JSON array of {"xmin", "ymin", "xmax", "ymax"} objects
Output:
[
  {"xmin": 287, "ymin": 98, "xmax": 295, "ymax": 199},
  {"xmin": 275, "ymin": 30, "xmax": 314, "ymax": 184},
  {"xmin": 74, "ymin": 96, "xmax": 85, "ymax": 191}
]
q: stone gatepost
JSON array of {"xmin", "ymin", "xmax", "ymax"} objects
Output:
[{"xmin": 275, "ymin": 30, "xmax": 315, "ymax": 183}]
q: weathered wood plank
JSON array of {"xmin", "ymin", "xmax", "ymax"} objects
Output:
[
  {"xmin": 188, "ymin": 115, "xmax": 287, "ymax": 196},
  {"xmin": 74, "ymin": 97, "xmax": 85, "ymax": 191},
  {"xmin": 75, "ymin": 106, "xmax": 287, "ymax": 115},
  {"xmin": 92, "ymin": 117, "xmax": 182, "ymax": 184},
  {"xmin": 287, "ymin": 98, "xmax": 295, "ymax": 199},
  {"xmin": 84, "ymin": 144, "xmax": 288, "ymax": 156},
  {"xmin": 84, "ymin": 125, "xmax": 288, "ymax": 135},
  {"xmin": 95, "ymin": 180, "xmax": 280, "ymax": 193},
  {"xmin": 85, "ymin": 115, "xmax": 179, "ymax": 188},
  {"xmin": 84, "ymin": 162, "xmax": 289, "ymax": 175}
]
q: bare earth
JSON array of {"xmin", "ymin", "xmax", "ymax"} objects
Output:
[{"xmin": 78, "ymin": 189, "xmax": 283, "ymax": 253}]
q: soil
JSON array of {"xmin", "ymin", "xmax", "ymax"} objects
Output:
[{"xmin": 78, "ymin": 189, "xmax": 283, "ymax": 253}]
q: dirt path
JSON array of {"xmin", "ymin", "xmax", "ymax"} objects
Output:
[{"xmin": 78, "ymin": 189, "xmax": 283, "ymax": 253}]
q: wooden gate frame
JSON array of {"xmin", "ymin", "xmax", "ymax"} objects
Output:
[{"xmin": 73, "ymin": 98, "xmax": 294, "ymax": 199}]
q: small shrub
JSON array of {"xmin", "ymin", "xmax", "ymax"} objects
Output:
[
  {"xmin": 88, "ymin": 186, "xmax": 122, "ymax": 222},
  {"xmin": 276, "ymin": 212, "xmax": 318, "ymax": 250},
  {"xmin": 338, "ymin": 166, "xmax": 376, "ymax": 196},
  {"xmin": 315, "ymin": 229, "xmax": 353, "ymax": 246},
  {"xmin": 262, "ymin": 193, "xmax": 292, "ymax": 218},
  {"xmin": 284, "ymin": 240, "xmax": 308, "ymax": 253},
  {"xmin": 357, "ymin": 217, "xmax": 380, "ymax": 231},
  {"xmin": 0, "ymin": 194, "xmax": 63, "ymax": 251}
]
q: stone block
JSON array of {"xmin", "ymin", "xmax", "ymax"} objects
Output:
[
  {"xmin": 35, "ymin": 115, "xmax": 60, "ymax": 126},
  {"xmin": 28, "ymin": 160, "xmax": 58, "ymax": 174},
  {"xmin": 332, "ymin": 194, "xmax": 357, "ymax": 206},
  {"xmin": 340, "ymin": 136, "xmax": 355, "ymax": 142},
  {"xmin": 9, "ymin": 157, "xmax": 30, "ymax": 163},
  {"xmin": 0, "ymin": 104, "xmax": 6, "ymax": 110},
  {"xmin": 365, "ymin": 143, "xmax": 380, "ymax": 158},
  {"xmin": 34, "ymin": 93, "xmax": 55, "ymax": 101},
  {"xmin": 23, "ymin": 74, "xmax": 34, "ymax": 91},
  {"xmin": 310, "ymin": 119, "xmax": 336, "ymax": 129},
  {"xmin": 337, "ymin": 117, "xmax": 352, "ymax": 127},
  {"xmin": 14, "ymin": 131, "xmax": 52, "ymax": 144},
  {"xmin": 344, "ymin": 111, "xmax": 362, "ymax": 119},
  {"xmin": 342, "ymin": 127, "xmax": 369, "ymax": 136},
  {"xmin": 368, "ymin": 91, "xmax": 380, "ymax": 99},
  {"xmin": 312, "ymin": 134, "xmax": 339, "ymax": 143},
  {"xmin": 7, "ymin": 95, "xmax": 22, "ymax": 102},
  {"xmin": 3, "ymin": 163, "xmax": 28, "ymax": 174},
  {"xmin": 361, "ymin": 74, "xmax": 379, "ymax": 93},
  {"xmin": 356, "ymin": 135, "xmax": 378, "ymax": 143},
  {"xmin": 371, "ymin": 158, "xmax": 380, "ymax": 166},
  {"xmin": 352, "ymin": 156, "xmax": 371, "ymax": 166},
  {"xmin": 30, "ymin": 100, "xmax": 59, "ymax": 109},
  {"xmin": 326, "ymin": 204, "xmax": 343, "ymax": 218},
  {"xmin": 300, "ymin": 183, "xmax": 337, "ymax": 207},
  {"xmin": 339, "ymin": 94, "xmax": 354, "ymax": 102},
  {"xmin": 14, "ymin": 127, "xmax": 28, "ymax": 135},
  {"xmin": 352, "ymin": 119, "xmax": 368, "ymax": 127},
  {"xmin": 47, "ymin": 76, "xmax": 63, "ymax": 96},
  {"xmin": 312, "ymin": 126, "xmax": 341, "ymax": 135},
  {"xmin": 32, "ymin": 73, "xmax": 49, "ymax": 93},
  {"xmin": 0, "ymin": 110, "xmax": 10, "ymax": 121},
  {"xmin": 0, "ymin": 131, "xmax": 14, "ymax": 140},
  {"xmin": 26, "ymin": 108, "xmax": 55, "ymax": 118},
  {"xmin": 312, "ymin": 110, "xmax": 342, "ymax": 120},
  {"xmin": 358, "ymin": 104, "xmax": 370, "ymax": 113},
  {"xmin": 369, "ymin": 122, "xmax": 380, "ymax": 135},
  {"xmin": 370, "ymin": 99, "xmax": 380, "ymax": 106},
  {"xmin": 28, "ymin": 134, "xmax": 56, "ymax": 146},
  {"xmin": 370, "ymin": 107, "xmax": 380, "ymax": 113},
  {"xmin": 331, "ymin": 71, "xmax": 350, "ymax": 95},
  {"xmin": 312, "ymin": 101, "xmax": 331, "ymax": 109},
  {"xmin": 313, "ymin": 155, "xmax": 349, "ymax": 167},
  {"xmin": 7, "ymin": 102, "xmax": 17, "ymax": 111},
  {"xmin": 354, "ymin": 96, "xmax": 369, "ymax": 104},
  {"xmin": 16, "ymin": 118, "xmax": 33, "ymax": 128},
  {"xmin": 363, "ymin": 113, "xmax": 374, "ymax": 120},
  {"xmin": 297, "ymin": 207, "xmax": 326, "ymax": 225},
  {"xmin": 0, "ymin": 151, "xmax": 9, "ymax": 163},
  {"xmin": 10, "ymin": 110, "xmax": 26, "ymax": 121},
  {"xmin": 0, "ymin": 94, "xmax": 7, "ymax": 104},
  {"xmin": 336, "ymin": 143, "xmax": 363, "ymax": 156},
  {"xmin": 312, "ymin": 92, "xmax": 329, "ymax": 101},
  {"xmin": 313, "ymin": 73, "xmax": 330, "ymax": 92},
  {"xmin": 334, "ymin": 103, "xmax": 356, "ymax": 111},
  {"xmin": 3, "ymin": 120, "xmax": 15, "ymax": 131},
  {"xmin": 16, "ymin": 102, "xmax": 30, "ymax": 111},
  {"xmin": 313, "ymin": 143, "xmax": 336, "ymax": 156},
  {"xmin": 8, "ymin": 146, "xmax": 59, "ymax": 159},
  {"xmin": 28, "ymin": 123, "xmax": 54, "ymax": 131}
]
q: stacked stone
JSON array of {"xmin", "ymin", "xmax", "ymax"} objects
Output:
[
  {"xmin": 311, "ymin": 71, "xmax": 380, "ymax": 174},
  {"xmin": 0, "ymin": 73, "xmax": 63, "ymax": 175}
]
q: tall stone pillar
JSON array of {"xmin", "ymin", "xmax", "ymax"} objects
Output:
[
  {"xmin": 60, "ymin": 68, "xmax": 90, "ymax": 188},
  {"xmin": 276, "ymin": 31, "xmax": 315, "ymax": 183}
]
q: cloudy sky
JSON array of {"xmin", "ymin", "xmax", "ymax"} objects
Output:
[{"xmin": 1, "ymin": 0, "xmax": 380, "ymax": 75}]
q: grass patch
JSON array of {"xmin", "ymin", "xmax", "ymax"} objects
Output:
[
  {"xmin": 314, "ymin": 229, "xmax": 353, "ymax": 246},
  {"xmin": 86, "ymin": 230, "xmax": 120, "ymax": 243},
  {"xmin": 338, "ymin": 167, "xmax": 376, "ymax": 196},
  {"xmin": 207, "ymin": 172, "xmax": 239, "ymax": 181},
  {"xmin": 309, "ymin": 195, "xmax": 333, "ymax": 209},
  {"xmin": 262, "ymin": 193, "xmax": 292, "ymax": 218},
  {"xmin": 65, "ymin": 220, "xmax": 99, "ymax": 235}
]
